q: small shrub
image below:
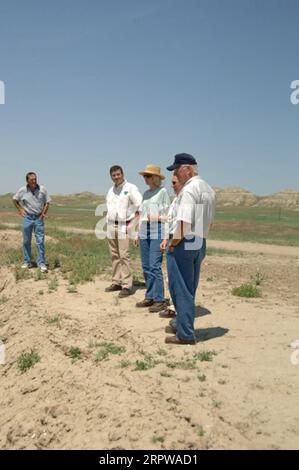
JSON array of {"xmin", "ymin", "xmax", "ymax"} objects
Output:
[
  {"xmin": 166, "ymin": 359, "xmax": 197, "ymax": 370},
  {"xmin": 193, "ymin": 351, "xmax": 217, "ymax": 362},
  {"xmin": 67, "ymin": 285, "xmax": 78, "ymax": 293},
  {"xmin": 251, "ymin": 270, "xmax": 264, "ymax": 286},
  {"xmin": 48, "ymin": 277, "xmax": 59, "ymax": 293},
  {"xmin": 232, "ymin": 284, "xmax": 262, "ymax": 298},
  {"xmin": 17, "ymin": 350, "xmax": 40, "ymax": 372},
  {"xmin": 152, "ymin": 435, "xmax": 165, "ymax": 444},
  {"xmin": 68, "ymin": 346, "xmax": 82, "ymax": 361},
  {"xmin": 160, "ymin": 370, "xmax": 171, "ymax": 377},
  {"xmin": 135, "ymin": 353, "xmax": 156, "ymax": 371},
  {"xmin": 0, "ymin": 295, "xmax": 9, "ymax": 304},
  {"xmin": 46, "ymin": 314, "xmax": 62, "ymax": 327},
  {"xmin": 197, "ymin": 374, "xmax": 206, "ymax": 382},
  {"xmin": 120, "ymin": 359, "xmax": 131, "ymax": 368},
  {"xmin": 197, "ymin": 425, "xmax": 205, "ymax": 437}
]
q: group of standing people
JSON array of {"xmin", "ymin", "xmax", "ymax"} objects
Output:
[
  {"xmin": 105, "ymin": 153, "xmax": 216, "ymax": 345},
  {"xmin": 13, "ymin": 153, "xmax": 215, "ymax": 345}
]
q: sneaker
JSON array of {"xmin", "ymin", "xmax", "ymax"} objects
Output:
[
  {"xmin": 135, "ymin": 298, "xmax": 154, "ymax": 308},
  {"xmin": 21, "ymin": 263, "xmax": 31, "ymax": 269},
  {"xmin": 105, "ymin": 284, "xmax": 122, "ymax": 292},
  {"xmin": 148, "ymin": 301, "xmax": 168, "ymax": 313},
  {"xmin": 40, "ymin": 264, "xmax": 48, "ymax": 273},
  {"xmin": 118, "ymin": 288, "xmax": 134, "ymax": 298}
]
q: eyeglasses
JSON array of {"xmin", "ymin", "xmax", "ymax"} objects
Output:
[{"xmin": 143, "ymin": 174, "xmax": 153, "ymax": 179}]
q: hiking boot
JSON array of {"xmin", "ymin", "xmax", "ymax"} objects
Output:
[
  {"xmin": 118, "ymin": 288, "xmax": 134, "ymax": 298},
  {"xmin": 105, "ymin": 284, "xmax": 122, "ymax": 292},
  {"xmin": 165, "ymin": 325, "xmax": 177, "ymax": 334},
  {"xmin": 165, "ymin": 335, "xmax": 196, "ymax": 345},
  {"xmin": 135, "ymin": 298, "xmax": 154, "ymax": 308},
  {"xmin": 148, "ymin": 301, "xmax": 167, "ymax": 313},
  {"xmin": 159, "ymin": 308, "xmax": 176, "ymax": 319}
]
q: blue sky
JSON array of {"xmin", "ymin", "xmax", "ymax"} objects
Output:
[{"xmin": 0, "ymin": 0, "xmax": 298, "ymax": 195}]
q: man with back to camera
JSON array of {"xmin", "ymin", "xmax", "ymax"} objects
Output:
[
  {"xmin": 164, "ymin": 153, "xmax": 216, "ymax": 345},
  {"xmin": 13, "ymin": 172, "xmax": 51, "ymax": 273},
  {"xmin": 105, "ymin": 165, "xmax": 142, "ymax": 297}
]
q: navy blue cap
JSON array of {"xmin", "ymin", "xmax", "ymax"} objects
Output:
[{"xmin": 167, "ymin": 153, "xmax": 197, "ymax": 171}]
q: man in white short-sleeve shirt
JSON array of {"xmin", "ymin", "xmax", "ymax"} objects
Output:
[
  {"xmin": 164, "ymin": 153, "xmax": 215, "ymax": 345},
  {"xmin": 105, "ymin": 165, "xmax": 142, "ymax": 297}
]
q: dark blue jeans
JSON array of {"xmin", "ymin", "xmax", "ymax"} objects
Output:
[
  {"xmin": 167, "ymin": 237, "xmax": 206, "ymax": 341},
  {"xmin": 22, "ymin": 214, "xmax": 45, "ymax": 266},
  {"xmin": 139, "ymin": 222, "xmax": 165, "ymax": 302}
]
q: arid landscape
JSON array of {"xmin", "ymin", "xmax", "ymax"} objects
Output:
[{"xmin": 0, "ymin": 189, "xmax": 299, "ymax": 449}]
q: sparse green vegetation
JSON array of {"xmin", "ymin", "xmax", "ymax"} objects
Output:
[
  {"xmin": 250, "ymin": 270, "xmax": 265, "ymax": 286},
  {"xmin": 48, "ymin": 277, "xmax": 59, "ymax": 292},
  {"xmin": 17, "ymin": 350, "xmax": 40, "ymax": 372},
  {"xmin": 95, "ymin": 342, "xmax": 126, "ymax": 363},
  {"xmin": 46, "ymin": 314, "xmax": 62, "ymax": 327},
  {"xmin": 197, "ymin": 374, "xmax": 206, "ymax": 382},
  {"xmin": 67, "ymin": 284, "xmax": 78, "ymax": 293},
  {"xmin": 95, "ymin": 349, "xmax": 109, "ymax": 362},
  {"xmin": 68, "ymin": 346, "xmax": 82, "ymax": 361},
  {"xmin": 120, "ymin": 359, "xmax": 131, "ymax": 368},
  {"xmin": 152, "ymin": 435, "xmax": 165, "ymax": 444},
  {"xmin": 166, "ymin": 359, "xmax": 197, "ymax": 370},
  {"xmin": 0, "ymin": 295, "xmax": 9, "ymax": 304},
  {"xmin": 212, "ymin": 400, "xmax": 222, "ymax": 408},
  {"xmin": 14, "ymin": 267, "xmax": 32, "ymax": 282},
  {"xmin": 196, "ymin": 425, "xmax": 205, "ymax": 437},
  {"xmin": 218, "ymin": 379, "xmax": 227, "ymax": 385},
  {"xmin": 160, "ymin": 370, "xmax": 171, "ymax": 377},
  {"xmin": 135, "ymin": 353, "xmax": 156, "ymax": 371},
  {"xmin": 193, "ymin": 351, "xmax": 217, "ymax": 362},
  {"xmin": 232, "ymin": 284, "xmax": 262, "ymax": 298},
  {"xmin": 157, "ymin": 348, "xmax": 168, "ymax": 356}
]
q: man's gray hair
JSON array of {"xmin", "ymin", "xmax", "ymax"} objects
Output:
[{"xmin": 181, "ymin": 164, "xmax": 198, "ymax": 175}]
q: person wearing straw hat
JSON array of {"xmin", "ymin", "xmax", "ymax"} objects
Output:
[{"xmin": 134, "ymin": 164, "xmax": 170, "ymax": 312}]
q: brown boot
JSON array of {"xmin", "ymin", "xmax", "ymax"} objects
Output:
[
  {"xmin": 148, "ymin": 301, "xmax": 167, "ymax": 313},
  {"xmin": 135, "ymin": 298, "xmax": 154, "ymax": 308}
]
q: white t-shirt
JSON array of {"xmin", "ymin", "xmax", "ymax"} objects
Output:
[
  {"xmin": 106, "ymin": 180, "xmax": 142, "ymax": 223},
  {"xmin": 173, "ymin": 176, "xmax": 216, "ymax": 238}
]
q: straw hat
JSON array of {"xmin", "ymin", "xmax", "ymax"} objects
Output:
[{"xmin": 138, "ymin": 164, "xmax": 165, "ymax": 180}]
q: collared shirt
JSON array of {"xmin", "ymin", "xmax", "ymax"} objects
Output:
[
  {"xmin": 167, "ymin": 195, "xmax": 179, "ymax": 235},
  {"xmin": 139, "ymin": 187, "xmax": 171, "ymax": 222},
  {"xmin": 13, "ymin": 184, "xmax": 51, "ymax": 216},
  {"xmin": 106, "ymin": 180, "xmax": 142, "ymax": 223},
  {"xmin": 173, "ymin": 175, "xmax": 216, "ymax": 238}
]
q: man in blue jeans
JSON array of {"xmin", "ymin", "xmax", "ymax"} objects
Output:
[
  {"xmin": 13, "ymin": 172, "xmax": 51, "ymax": 272},
  {"xmin": 164, "ymin": 154, "xmax": 216, "ymax": 345}
]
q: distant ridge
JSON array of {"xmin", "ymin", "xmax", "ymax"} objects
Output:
[{"xmin": 0, "ymin": 189, "xmax": 298, "ymax": 209}]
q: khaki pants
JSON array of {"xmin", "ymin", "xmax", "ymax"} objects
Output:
[{"xmin": 107, "ymin": 225, "xmax": 133, "ymax": 289}]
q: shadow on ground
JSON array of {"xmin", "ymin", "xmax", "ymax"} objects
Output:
[
  {"xmin": 195, "ymin": 326, "xmax": 229, "ymax": 342},
  {"xmin": 195, "ymin": 305, "xmax": 212, "ymax": 317}
]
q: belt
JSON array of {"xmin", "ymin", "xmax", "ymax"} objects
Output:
[{"xmin": 114, "ymin": 220, "xmax": 131, "ymax": 225}]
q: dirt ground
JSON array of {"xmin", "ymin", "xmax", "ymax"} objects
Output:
[{"xmin": 0, "ymin": 230, "xmax": 299, "ymax": 450}]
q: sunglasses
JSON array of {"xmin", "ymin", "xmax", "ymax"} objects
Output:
[{"xmin": 143, "ymin": 174, "xmax": 153, "ymax": 179}]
